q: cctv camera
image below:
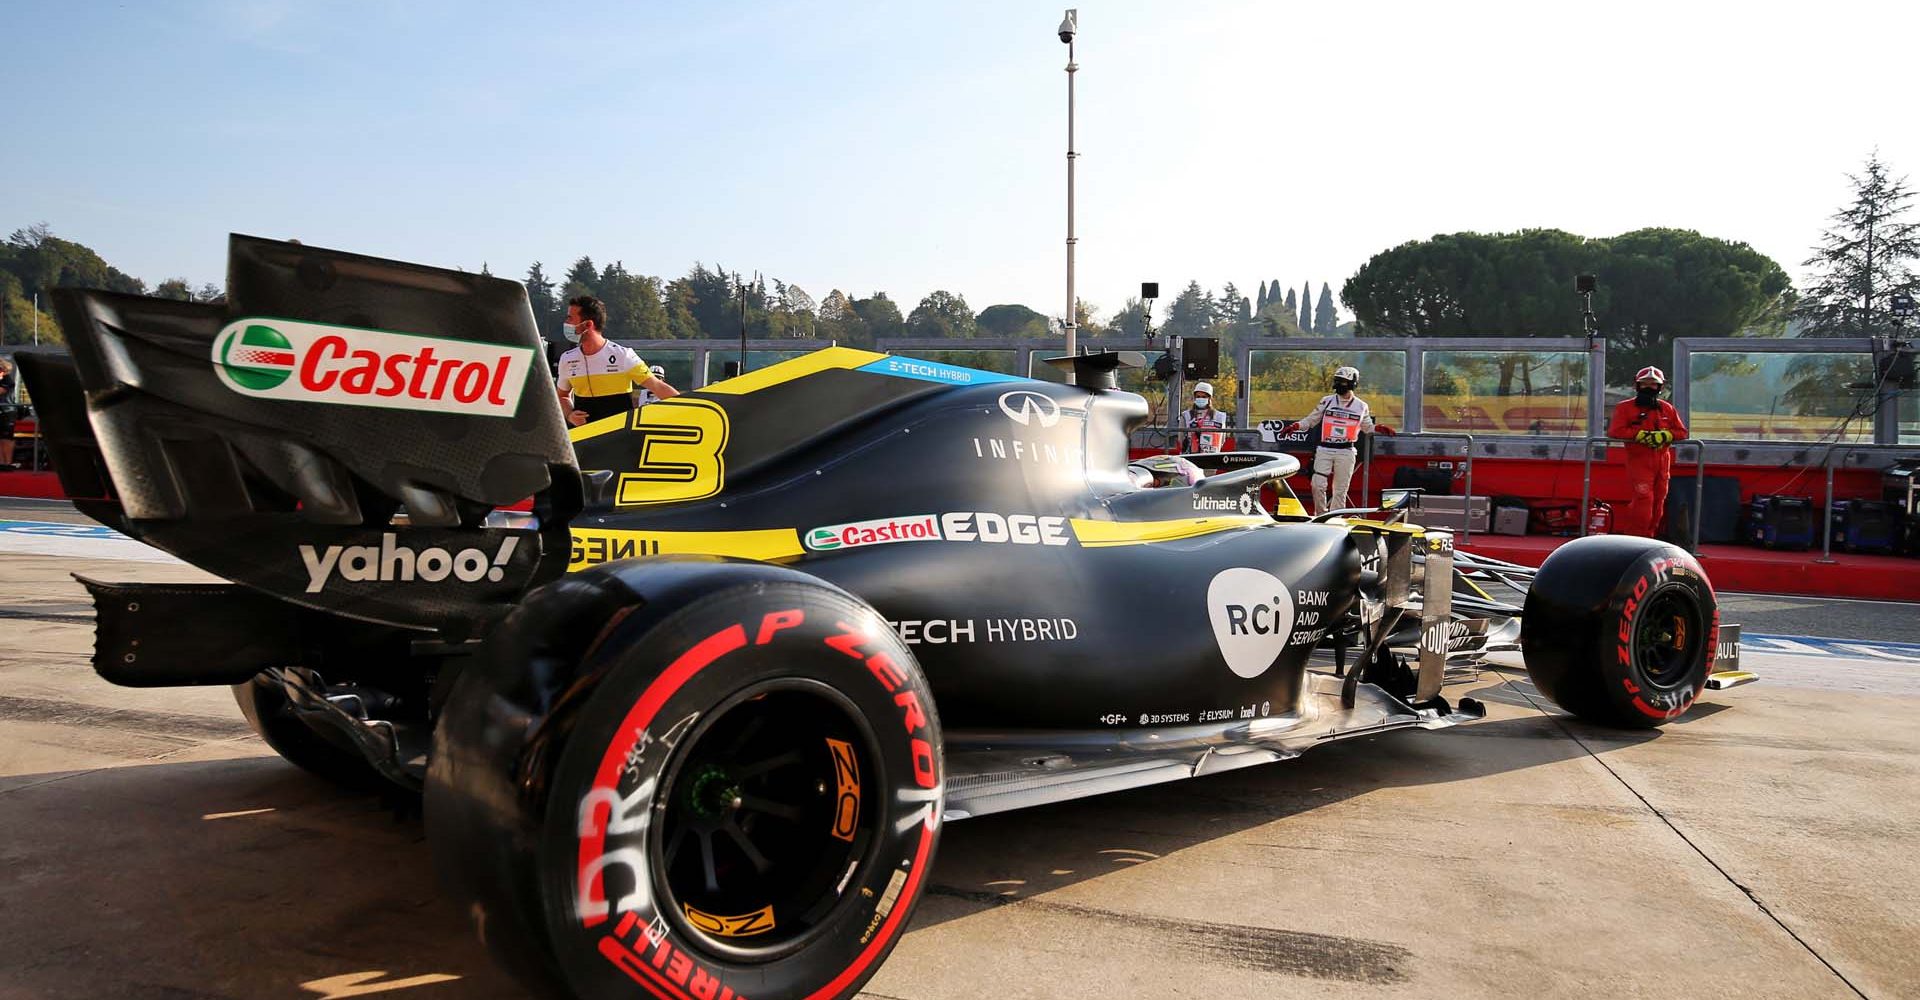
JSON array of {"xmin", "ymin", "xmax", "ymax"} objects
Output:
[{"xmin": 1058, "ymin": 8, "xmax": 1077, "ymax": 43}]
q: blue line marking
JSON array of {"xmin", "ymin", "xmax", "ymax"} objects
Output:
[
  {"xmin": 1742, "ymin": 633, "xmax": 1920, "ymax": 658},
  {"xmin": 0, "ymin": 519, "xmax": 126, "ymax": 539},
  {"xmin": 857, "ymin": 356, "xmax": 1025, "ymax": 386}
]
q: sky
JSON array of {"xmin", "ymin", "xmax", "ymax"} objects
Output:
[{"xmin": 4, "ymin": 0, "xmax": 1918, "ymax": 327}]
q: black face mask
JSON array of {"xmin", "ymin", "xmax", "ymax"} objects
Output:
[
  {"xmin": 1635, "ymin": 387, "xmax": 1659, "ymax": 408},
  {"xmin": 1332, "ymin": 380, "xmax": 1356, "ymax": 395}
]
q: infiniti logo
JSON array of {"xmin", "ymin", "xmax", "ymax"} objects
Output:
[{"xmin": 997, "ymin": 390, "xmax": 1061, "ymax": 428}]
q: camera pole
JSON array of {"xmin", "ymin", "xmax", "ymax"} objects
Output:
[
  {"xmin": 1577, "ymin": 274, "xmax": 1597, "ymax": 350},
  {"xmin": 1058, "ymin": 9, "xmax": 1079, "ymax": 382}
]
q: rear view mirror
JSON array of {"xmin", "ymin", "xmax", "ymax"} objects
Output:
[{"xmin": 1380, "ymin": 488, "xmax": 1418, "ymax": 511}]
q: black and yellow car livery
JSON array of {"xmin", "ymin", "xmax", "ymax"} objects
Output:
[{"xmin": 21, "ymin": 236, "xmax": 1742, "ymax": 1000}]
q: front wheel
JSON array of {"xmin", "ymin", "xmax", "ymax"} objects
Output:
[
  {"xmin": 1521, "ymin": 536, "xmax": 1718, "ymax": 728},
  {"xmin": 429, "ymin": 566, "xmax": 942, "ymax": 1000}
]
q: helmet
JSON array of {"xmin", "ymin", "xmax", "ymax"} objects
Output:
[
  {"xmin": 1332, "ymin": 366, "xmax": 1359, "ymax": 393},
  {"xmin": 1129, "ymin": 454, "xmax": 1205, "ymax": 489},
  {"xmin": 1635, "ymin": 365, "xmax": 1666, "ymax": 385},
  {"xmin": 1192, "ymin": 381, "xmax": 1215, "ymax": 398}
]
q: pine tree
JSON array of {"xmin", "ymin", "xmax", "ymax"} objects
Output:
[
  {"xmin": 524, "ymin": 262, "xmax": 559, "ymax": 334},
  {"xmin": 1256, "ymin": 280, "xmax": 1269, "ymax": 312},
  {"xmin": 563, "ymin": 256, "xmax": 599, "ymax": 301},
  {"xmin": 1314, "ymin": 282, "xmax": 1337, "ymax": 333},
  {"xmin": 1800, "ymin": 151, "xmax": 1920, "ymax": 335},
  {"xmin": 1300, "ymin": 282, "xmax": 1313, "ymax": 332},
  {"xmin": 1283, "ymin": 287, "xmax": 1297, "ymax": 317},
  {"xmin": 1163, "ymin": 281, "xmax": 1215, "ymax": 339},
  {"xmin": 1217, "ymin": 282, "xmax": 1245, "ymax": 325}
]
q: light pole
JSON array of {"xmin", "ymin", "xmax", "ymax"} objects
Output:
[{"xmin": 1058, "ymin": 9, "xmax": 1079, "ymax": 382}]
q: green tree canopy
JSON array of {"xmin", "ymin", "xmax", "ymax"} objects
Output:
[
  {"xmin": 1108, "ymin": 297, "xmax": 1149, "ymax": 339},
  {"xmin": 907, "ymin": 290, "xmax": 976, "ymax": 338},
  {"xmin": 3, "ymin": 224, "xmax": 146, "ymax": 299},
  {"xmin": 853, "ymin": 293, "xmax": 905, "ymax": 342},
  {"xmin": 597, "ymin": 261, "xmax": 668, "ymax": 339},
  {"xmin": 1341, "ymin": 227, "xmax": 1791, "ymax": 383},
  {"xmin": 1163, "ymin": 281, "xmax": 1215, "ymax": 340},
  {"xmin": 977, "ymin": 302, "xmax": 1048, "ymax": 338},
  {"xmin": 1256, "ymin": 301, "xmax": 1306, "ymax": 337}
]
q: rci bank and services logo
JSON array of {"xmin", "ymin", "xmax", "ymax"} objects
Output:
[{"xmin": 211, "ymin": 317, "xmax": 536, "ymax": 417}]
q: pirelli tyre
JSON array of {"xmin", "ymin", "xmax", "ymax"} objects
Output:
[
  {"xmin": 232, "ymin": 672, "xmax": 384, "ymax": 789},
  {"xmin": 428, "ymin": 563, "xmax": 943, "ymax": 1000},
  {"xmin": 1521, "ymin": 536, "xmax": 1718, "ymax": 728}
]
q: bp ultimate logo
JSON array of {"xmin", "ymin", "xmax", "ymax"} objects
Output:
[{"xmin": 212, "ymin": 318, "xmax": 537, "ymax": 417}]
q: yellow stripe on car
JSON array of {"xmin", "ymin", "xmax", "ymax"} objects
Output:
[
  {"xmin": 1069, "ymin": 515, "xmax": 1271, "ymax": 548},
  {"xmin": 700, "ymin": 347, "xmax": 889, "ymax": 395},
  {"xmin": 569, "ymin": 527, "xmax": 804, "ymax": 570},
  {"xmin": 568, "ymin": 410, "xmax": 633, "ymax": 442}
]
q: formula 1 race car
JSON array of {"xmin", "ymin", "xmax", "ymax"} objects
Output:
[{"xmin": 21, "ymin": 236, "xmax": 1745, "ymax": 1000}]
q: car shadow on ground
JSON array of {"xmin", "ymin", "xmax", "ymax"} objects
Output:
[
  {"xmin": 0, "ymin": 756, "xmax": 525, "ymax": 999},
  {"xmin": 0, "ymin": 672, "xmax": 1660, "ymax": 999},
  {"xmin": 914, "ymin": 672, "xmax": 1664, "ymax": 930}
]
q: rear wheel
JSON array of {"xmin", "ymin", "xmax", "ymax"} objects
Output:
[
  {"xmin": 430, "ymin": 569, "xmax": 942, "ymax": 1000},
  {"xmin": 1521, "ymin": 536, "xmax": 1718, "ymax": 728}
]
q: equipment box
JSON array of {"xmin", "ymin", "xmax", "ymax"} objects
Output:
[
  {"xmin": 1414, "ymin": 495, "xmax": 1490, "ymax": 533},
  {"xmin": 1492, "ymin": 505, "xmax": 1529, "ymax": 536},
  {"xmin": 1831, "ymin": 499, "xmax": 1901, "ymax": 554},
  {"xmin": 1748, "ymin": 495, "xmax": 1815, "ymax": 551},
  {"xmin": 1886, "ymin": 459, "xmax": 1920, "ymax": 516}
]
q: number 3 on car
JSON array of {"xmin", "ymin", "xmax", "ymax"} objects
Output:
[{"xmin": 616, "ymin": 398, "xmax": 729, "ymax": 505}]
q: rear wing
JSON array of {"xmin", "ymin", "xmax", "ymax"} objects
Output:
[{"xmin": 19, "ymin": 235, "xmax": 578, "ymax": 635}]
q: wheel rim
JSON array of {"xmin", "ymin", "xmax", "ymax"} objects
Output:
[
  {"xmin": 1636, "ymin": 589, "xmax": 1703, "ymax": 688},
  {"xmin": 649, "ymin": 678, "xmax": 881, "ymax": 961}
]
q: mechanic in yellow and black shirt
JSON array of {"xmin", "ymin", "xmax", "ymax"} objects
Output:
[{"xmin": 555, "ymin": 295, "xmax": 678, "ymax": 426}]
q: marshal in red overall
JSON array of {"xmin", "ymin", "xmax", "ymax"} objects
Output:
[{"xmin": 1607, "ymin": 365, "xmax": 1690, "ymax": 538}]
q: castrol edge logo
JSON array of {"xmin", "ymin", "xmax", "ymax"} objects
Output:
[{"xmin": 211, "ymin": 318, "xmax": 536, "ymax": 416}]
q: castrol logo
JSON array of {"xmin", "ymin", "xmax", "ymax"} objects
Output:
[{"xmin": 211, "ymin": 318, "xmax": 537, "ymax": 417}]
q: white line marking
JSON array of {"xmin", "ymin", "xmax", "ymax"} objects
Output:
[
  {"xmin": 299, "ymin": 972, "xmax": 461, "ymax": 998},
  {"xmin": 1832, "ymin": 643, "xmax": 1920, "ymax": 663},
  {"xmin": 202, "ymin": 808, "xmax": 276, "ymax": 821},
  {"xmin": 0, "ymin": 519, "xmax": 182, "ymax": 565}
]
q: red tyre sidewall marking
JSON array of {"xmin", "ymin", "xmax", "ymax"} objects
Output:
[
  {"xmin": 1615, "ymin": 551, "xmax": 1712, "ymax": 720},
  {"xmin": 573, "ymin": 607, "xmax": 939, "ymax": 999},
  {"xmin": 577, "ymin": 622, "xmax": 748, "ymax": 928},
  {"xmin": 805, "ymin": 816, "xmax": 935, "ymax": 1000}
]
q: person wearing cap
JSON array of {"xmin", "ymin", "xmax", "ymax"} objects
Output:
[
  {"xmin": 1287, "ymin": 366, "xmax": 1375, "ymax": 513},
  {"xmin": 636, "ymin": 364, "xmax": 671, "ymax": 406},
  {"xmin": 1176, "ymin": 380, "xmax": 1234, "ymax": 453},
  {"xmin": 1607, "ymin": 365, "xmax": 1689, "ymax": 537}
]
